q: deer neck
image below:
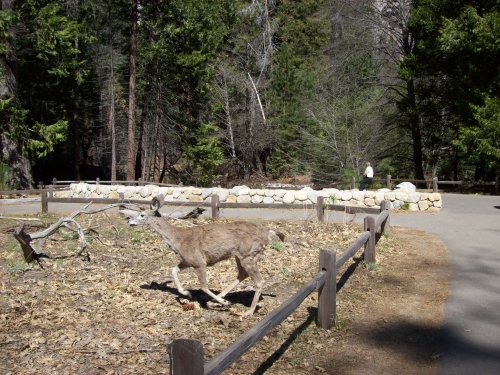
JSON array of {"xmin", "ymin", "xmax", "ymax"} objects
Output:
[{"xmin": 149, "ymin": 218, "xmax": 182, "ymax": 253}]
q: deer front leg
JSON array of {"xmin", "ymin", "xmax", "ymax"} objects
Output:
[
  {"xmin": 218, "ymin": 257, "xmax": 248, "ymax": 298},
  {"xmin": 240, "ymin": 258, "xmax": 264, "ymax": 316},
  {"xmin": 194, "ymin": 267, "xmax": 230, "ymax": 306},
  {"xmin": 172, "ymin": 264, "xmax": 192, "ymax": 299}
]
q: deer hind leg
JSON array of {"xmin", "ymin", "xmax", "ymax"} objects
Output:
[
  {"xmin": 194, "ymin": 266, "xmax": 230, "ymax": 306},
  {"xmin": 218, "ymin": 257, "xmax": 248, "ymax": 299},
  {"xmin": 172, "ymin": 263, "xmax": 192, "ymax": 299},
  {"xmin": 239, "ymin": 256, "xmax": 264, "ymax": 316}
]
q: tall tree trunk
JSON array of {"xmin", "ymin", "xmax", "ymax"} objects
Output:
[
  {"xmin": 73, "ymin": 98, "xmax": 82, "ymax": 180},
  {"xmin": 126, "ymin": 0, "xmax": 138, "ymax": 180},
  {"xmin": 263, "ymin": 0, "xmax": 273, "ymax": 70},
  {"xmin": 136, "ymin": 98, "xmax": 146, "ymax": 181},
  {"xmin": 152, "ymin": 62, "xmax": 162, "ymax": 181},
  {"xmin": 0, "ymin": 0, "xmax": 32, "ymax": 188},
  {"xmin": 109, "ymin": 56, "xmax": 117, "ymax": 181},
  {"xmin": 406, "ymin": 78, "xmax": 425, "ymax": 180},
  {"xmin": 222, "ymin": 75, "xmax": 236, "ymax": 158},
  {"xmin": 106, "ymin": 0, "xmax": 117, "ymax": 182}
]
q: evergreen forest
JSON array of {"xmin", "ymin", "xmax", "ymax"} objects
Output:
[{"xmin": 1, "ymin": 0, "xmax": 498, "ymax": 188}]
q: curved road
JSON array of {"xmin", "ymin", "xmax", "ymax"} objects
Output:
[
  {"xmin": 387, "ymin": 194, "xmax": 500, "ymax": 375},
  {"xmin": 1, "ymin": 193, "xmax": 499, "ymax": 374}
]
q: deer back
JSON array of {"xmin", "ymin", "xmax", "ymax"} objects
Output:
[{"xmin": 174, "ymin": 222, "xmax": 270, "ymax": 265}]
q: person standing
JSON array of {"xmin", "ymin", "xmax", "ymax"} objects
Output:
[{"xmin": 359, "ymin": 161, "xmax": 374, "ymax": 190}]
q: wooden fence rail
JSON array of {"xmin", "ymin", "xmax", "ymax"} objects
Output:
[
  {"xmin": 42, "ymin": 194, "xmax": 382, "ymax": 217},
  {"xmin": 49, "ymin": 177, "xmax": 178, "ymax": 187},
  {"xmin": 169, "ymin": 203, "xmax": 390, "ymax": 374}
]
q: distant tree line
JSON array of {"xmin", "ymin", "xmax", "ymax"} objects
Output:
[{"xmin": 0, "ymin": 0, "xmax": 498, "ymax": 188}]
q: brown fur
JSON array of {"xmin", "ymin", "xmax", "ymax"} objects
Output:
[{"xmin": 124, "ymin": 209, "xmax": 284, "ymax": 316}]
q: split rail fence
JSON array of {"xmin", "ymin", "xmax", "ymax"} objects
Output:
[
  {"xmin": 169, "ymin": 202, "xmax": 390, "ymax": 375},
  {"xmin": 1, "ymin": 175, "xmax": 498, "ymax": 212},
  {"xmin": 2, "ymin": 180, "xmax": 387, "ymax": 218},
  {"xmin": 0, "ymin": 180, "xmax": 394, "ymax": 374}
]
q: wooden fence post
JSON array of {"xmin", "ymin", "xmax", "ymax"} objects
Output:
[
  {"xmin": 379, "ymin": 200, "xmax": 386, "ymax": 213},
  {"xmin": 380, "ymin": 200, "xmax": 390, "ymax": 234},
  {"xmin": 41, "ymin": 190, "xmax": 48, "ymax": 214},
  {"xmin": 52, "ymin": 178, "xmax": 57, "ymax": 186},
  {"xmin": 351, "ymin": 176, "xmax": 356, "ymax": 189},
  {"xmin": 169, "ymin": 339, "xmax": 204, "ymax": 375},
  {"xmin": 432, "ymin": 177, "xmax": 438, "ymax": 192},
  {"xmin": 38, "ymin": 181, "xmax": 48, "ymax": 213},
  {"xmin": 316, "ymin": 196, "xmax": 325, "ymax": 222},
  {"xmin": 386, "ymin": 174, "xmax": 392, "ymax": 189},
  {"xmin": 96, "ymin": 177, "xmax": 100, "ymax": 186},
  {"xmin": 364, "ymin": 216, "xmax": 376, "ymax": 263},
  {"xmin": 211, "ymin": 194, "xmax": 220, "ymax": 219},
  {"xmin": 317, "ymin": 249, "xmax": 336, "ymax": 329},
  {"xmin": 119, "ymin": 192, "xmax": 124, "ymax": 202}
]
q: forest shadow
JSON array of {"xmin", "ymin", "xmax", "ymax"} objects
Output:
[{"xmin": 355, "ymin": 320, "xmax": 500, "ymax": 370}]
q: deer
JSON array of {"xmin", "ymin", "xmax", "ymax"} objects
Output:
[{"xmin": 120, "ymin": 199, "xmax": 285, "ymax": 316}]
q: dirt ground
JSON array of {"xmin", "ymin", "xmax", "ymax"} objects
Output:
[{"xmin": 0, "ymin": 210, "xmax": 449, "ymax": 374}]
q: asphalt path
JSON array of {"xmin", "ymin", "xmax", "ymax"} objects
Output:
[{"xmin": 1, "ymin": 193, "xmax": 499, "ymax": 374}]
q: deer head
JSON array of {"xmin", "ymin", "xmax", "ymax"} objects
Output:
[
  {"xmin": 120, "ymin": 194, "xmax": 165, "ymax": 225},
  {"xmin": 119, "ymin": 208, "xmax": 161, "ymax": 226}
]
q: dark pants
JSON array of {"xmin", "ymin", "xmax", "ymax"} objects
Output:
[{"xmin": 359, "ymin": 177, "xmax": 373, "ymax": 191}]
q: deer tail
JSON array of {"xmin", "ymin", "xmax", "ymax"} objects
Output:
[{"xmin": 269, "ymin": 230, "xmax": 285, "ymax": 242}]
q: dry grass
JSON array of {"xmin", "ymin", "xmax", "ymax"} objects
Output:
[{"xmin": 0, "ymin": 212, "xmax": 448, "ymax": 374}]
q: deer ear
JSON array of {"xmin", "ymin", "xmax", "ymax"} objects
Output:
[{"xmin": 151, "ymin": 194, "xmax": 165, "ymax": 210}]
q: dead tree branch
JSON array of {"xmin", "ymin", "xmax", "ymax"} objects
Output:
[
  {"xmin": 12, "ymin": 201, "xmax": 204, "ymax": 265},
  {"xmin": 12, "ymin": 203, "xmax": 142, "ymax": 264}
]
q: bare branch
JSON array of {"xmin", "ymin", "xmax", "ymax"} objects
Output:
[
  {"xmin": 247, "ymin": 72, "xmax": 266, "ymax": 124},
  {"xmin": 12, "ymin": 203, "xmax": 141, "ymax": 263}
]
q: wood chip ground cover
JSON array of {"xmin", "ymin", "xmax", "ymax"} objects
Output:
[{"xmin": 0, "ymin": 212, "xmax": 449, "ymax": 374}]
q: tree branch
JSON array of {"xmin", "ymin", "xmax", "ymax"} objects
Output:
[{"xmin": 13, "ymin": 203, "xmax": 141, "ymax": 263}]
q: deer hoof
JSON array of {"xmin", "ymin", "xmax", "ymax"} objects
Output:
[{"xmin": 180, "ymin": 290, "xmax": 192, "ymax": 299}]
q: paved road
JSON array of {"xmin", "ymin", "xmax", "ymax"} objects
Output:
[
  {"xmin": 1, "ymin": 193, "xmax": 499, "ymax": 374},
  {"xmin": 400, "ymin": 194, "xmax": 500, "ymax": 375}
]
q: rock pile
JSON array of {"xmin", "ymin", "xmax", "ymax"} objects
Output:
[{"xmin": 56, "ymin": 183, "xmax": 442, "ymax": 211}]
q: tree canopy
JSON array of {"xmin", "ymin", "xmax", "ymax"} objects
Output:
[{"xmin": 1, "ymin": 0, "xmax": 498, "ymax": 188}]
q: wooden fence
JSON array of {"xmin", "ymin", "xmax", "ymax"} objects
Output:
[
  {"xmin": 43, "ymin": 192, "xmax": 381, "ymax": 218},
  {"xmin": 0, "ymin": 182, "xmax": 392, "ymax": 374},
  {"xmin": 43, "ymin": 175, "xmax": 494, "ymax": 191},
  {"xmin": 0, "ymin": 175, "xmax": 419, "ymax": 216},
  {"xmin": 2, "ymin": 174, "xmax": 498, "ymax": 204},
  {"xmin": 2, "ymin": 176, "xmax": 497, "ymax": 215},
  {"xmin": 45, "ymin": 175, "xmax": 498, "ymax": 191},
  {"xmin": 1, "ymin": 181, "xmax": 385, "ymax": 217},
  {"xmin": 168, "ymin": 203, "xmax": 391, "ymax": 374}
]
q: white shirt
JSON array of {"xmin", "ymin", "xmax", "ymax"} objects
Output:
[{"xmin": 365, "ymin": 166, "xmax": 374, "ymax": 178}]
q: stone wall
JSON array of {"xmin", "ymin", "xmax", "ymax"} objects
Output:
[{"xmin": 55, "ymin": 183, "xmax": 442, "ymax": 211}]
